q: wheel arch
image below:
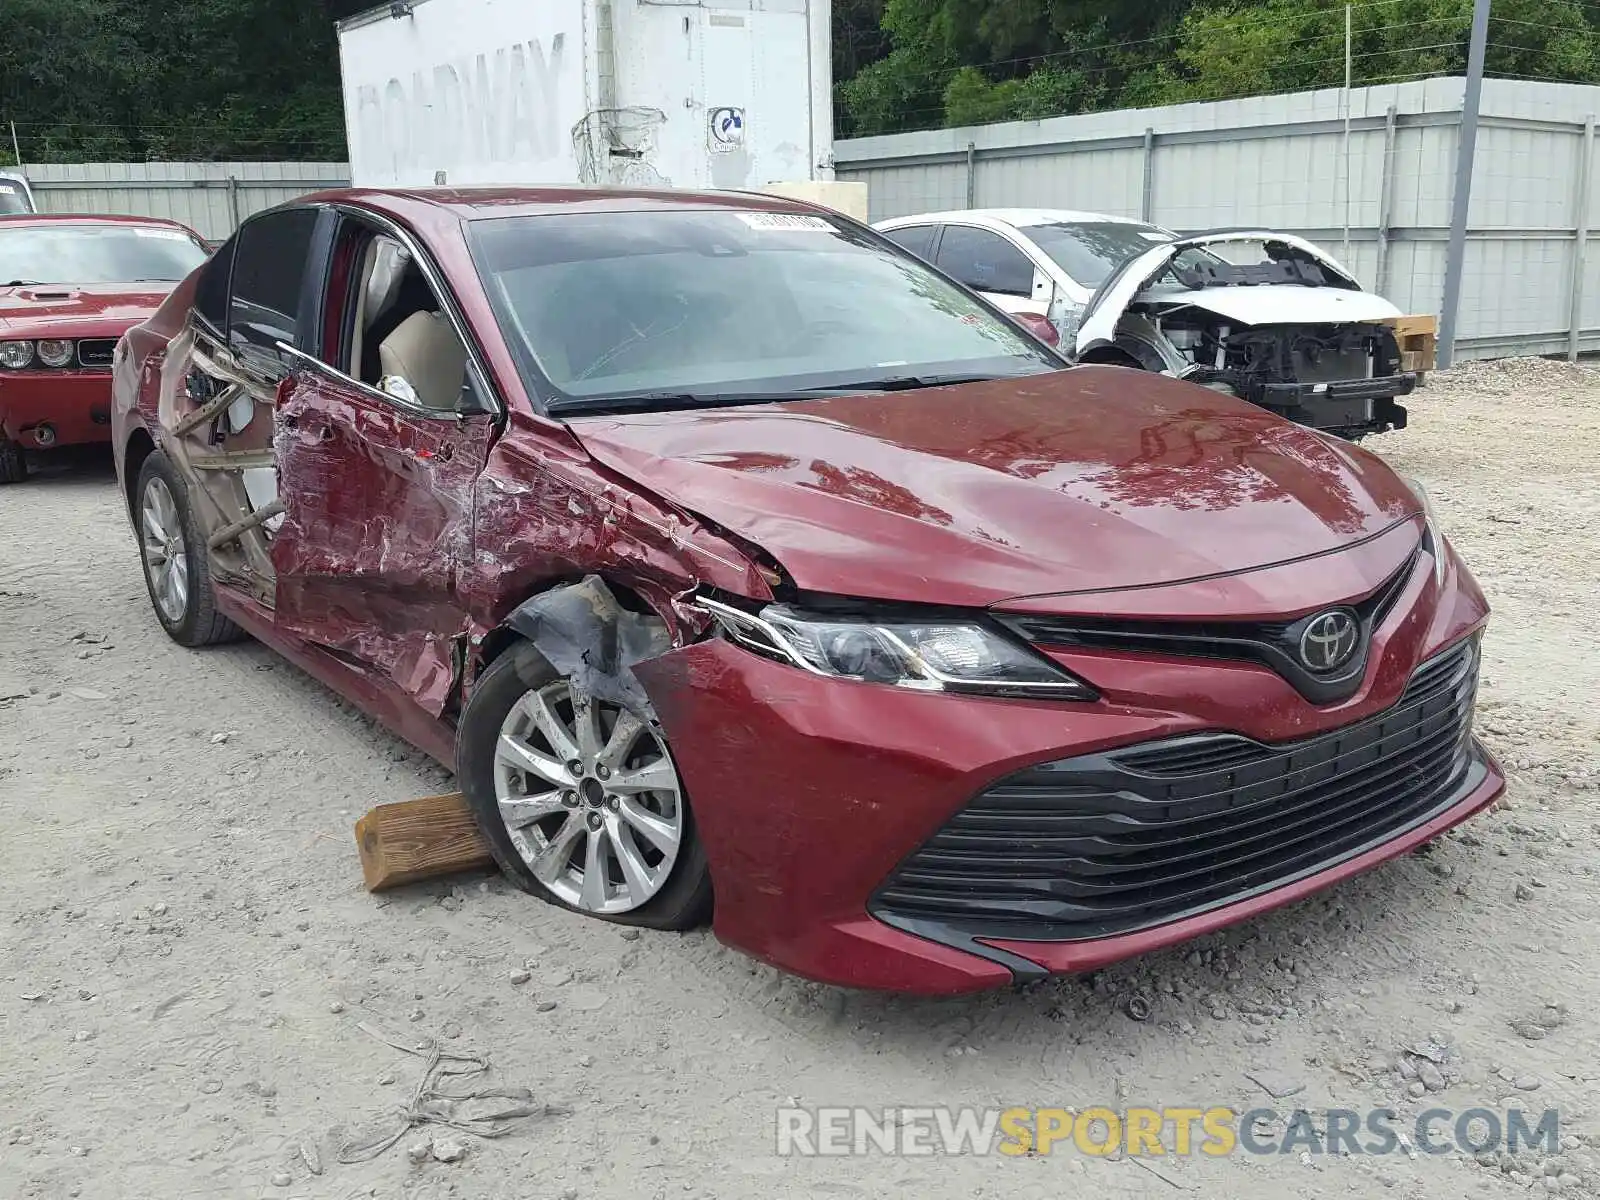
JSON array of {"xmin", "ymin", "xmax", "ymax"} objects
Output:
[
  {"xmin": 123, "ymin": 424, "xmax": 157, "ymax": 520},
  {"xmin": 1078, "ymin": 344, "xmax": 1148, "ymax": 370}
]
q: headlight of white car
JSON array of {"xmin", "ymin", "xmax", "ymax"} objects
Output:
[
  {"xmin": 697, "ymin": 597, "xmax": 1098, "ymax": 700},
  {"xmin": 1400, "ymin": 474, "xmax": 1449, "ymax": 588},
  {"xmin": 0, "ymin": 340, "xmax": 35, "ymax": 369}
]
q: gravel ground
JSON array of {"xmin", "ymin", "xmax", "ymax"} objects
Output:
[{"xmin": 1, "ymin": 359, "xmax": 1598, "ymax": 1200}]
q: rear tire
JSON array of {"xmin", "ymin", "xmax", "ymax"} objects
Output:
[
  {"xmin": 0, "ymin": 436, "xmax": 26, "ymax": 484},
  {"xmin": 135, "ymin": 450, "xmax": 244, "ymax": 647},
  {"xmin": 457, "ymin": 640, "xmax": 712, "ymax": 931}
]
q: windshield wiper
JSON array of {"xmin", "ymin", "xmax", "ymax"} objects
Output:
[
  {"xmin": 547, "ymin": 372, "xmax": 1049, "ymax": 415},
  {"xmin": 2, "ymin": 279, "xmax": 42, "ymax": 286},
  {"xmin": 801, "ymin": 372, "xmax": 1035, "ymax": 394},
  {"xmin": 132, "ymin": 276, "xmax": 180, "ymax": 282},
  {"xmin": 548, "ymin": 390, "xmax": 815, "ymax": 416}
]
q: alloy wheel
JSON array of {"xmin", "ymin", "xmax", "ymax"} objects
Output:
[
  {"xmin": 492, "ymin": 679, "xmax": 683, "ymax": 914},
  {"xmin": 141, "ymin": 475, "xmax": 190, "ymax": 623}
]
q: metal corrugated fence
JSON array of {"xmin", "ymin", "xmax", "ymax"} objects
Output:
[
  {"xmin": 19, "ymin": 78, "xmax": 1600, "ymax": 361},
  {"xmin": 24, "ymin": 161, "xmax": 350, "ymax": 243},
  {"xmin": 835, "ymin": 77, "xmax": 1600, "ymax": 362}
]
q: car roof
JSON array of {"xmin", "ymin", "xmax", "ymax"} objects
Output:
[
  {"xmin": 0, "ymin": 212, "xmax": 199, "ymax": 232},
  {"xmin": 876, "ymin": 208, "xmax": 1159, "ymax": 230},
  {"xmin": 298, "ymin": 185, "xmax": 827, "ymax": 225}
]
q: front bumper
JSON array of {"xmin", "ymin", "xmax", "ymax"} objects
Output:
[
  {"xmin": 634, "ymin": 546, "xmax": 1503, "ymax": 995},
  {"xmin": 1259, "ymin": 375, "xmax": 1415, "ymax": 436},
  {"xmin": 0, "ymin": 371, "xmax": 116, "ymax": 448}
]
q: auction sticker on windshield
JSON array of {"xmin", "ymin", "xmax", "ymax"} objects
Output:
[{"xmin": 737, "ymin": 213, "xmax": 834, "ymax": 232}]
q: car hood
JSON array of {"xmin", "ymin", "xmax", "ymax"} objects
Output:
[
  {"xmin": 1135, "ymin": 283, "xmax": 1402, "ymax": 326},
  {"xmin": 569, "ymin": 366, "xmax": 1421, "ymax": 609},
  {"xmin": 0, "ymin": 282, "xmax": 176, "ymax": 338},
  {"xmin": 1075, "ymin": 229, "xmax": 1387, "ymax": 353}
]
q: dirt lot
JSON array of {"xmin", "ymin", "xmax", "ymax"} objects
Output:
[{"xmin": 2, "ymin": 359, "xmax": 1598, "ymax": 1200}]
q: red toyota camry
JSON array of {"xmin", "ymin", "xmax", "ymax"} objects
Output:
[
  {"xmin": 0, "ymin": 214, "xmax": 209, "ymax": 482},
  {"xmin": 111, "ymin": 188, "xmax": 1503, "ymax": 994}
]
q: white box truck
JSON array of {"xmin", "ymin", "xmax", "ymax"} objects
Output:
[{"xmin": 334, "ymin": 0, "xmax": 840, "ymax": 202}]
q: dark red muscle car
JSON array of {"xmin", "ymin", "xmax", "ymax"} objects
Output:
[
  {"xmin": 110, "ymin": 188, "xmax": 1503, "ymax": 994},
  {"xmin": 0, "ymin": 214, "xmax": 208, "ymax": 482}
]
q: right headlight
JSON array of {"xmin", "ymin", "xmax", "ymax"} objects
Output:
[
  {"xmin": 1399, "ymin": 474, "xmax": 1448, "ymax": 588},
  {"xmin": 0, "ymin": 340, "xmax": 34, "ymax": 369},
  {"xmin": 696, "ymin": 597, "xmax": 1098, "ymax": 700}
]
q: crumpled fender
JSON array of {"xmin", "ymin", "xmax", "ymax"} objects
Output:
[{"xmin": 503, "ymin": 575, "xmax": 672, "ymax": 713}]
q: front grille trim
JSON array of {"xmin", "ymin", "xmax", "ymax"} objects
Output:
[
  {"xmin": 871, "ymin": 637, "xmax": 1485, "ymax": 944},
  {"xmin": 996, "ymin": 547, "xmax": 1421, "ymax": 705}
]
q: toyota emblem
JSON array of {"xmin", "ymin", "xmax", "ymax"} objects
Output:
[{"xmin": 1299, "ymin": 610, "xmax": 1360, "ymax": 672}]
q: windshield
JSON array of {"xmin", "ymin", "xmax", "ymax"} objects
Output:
[
  {"xmin": 1020, "ymin": 221, "xmax": 1181, "ymax": 289},
  {"xmin": 470, "ymin": 209, "xmax": 1062, "ymax": 412},
  {"xmin": 0, "ymin": 223, "xmax": 208, "ymax": 284},
  {"xmin": 0, "ymin": 180, "xmax": 31, "ymax": 215}
]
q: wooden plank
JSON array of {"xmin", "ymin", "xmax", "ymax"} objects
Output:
[
  {"xmin": 354, "ymin": 792, "xmax": 496, "ymax": 892},
  {"xmin": 1387, "ymin": 313, "xmax": 1439, "ymax": 339},
  {"xmin": 1385, "ymin": 315, "xmax": 1438, "ymax": 373}
]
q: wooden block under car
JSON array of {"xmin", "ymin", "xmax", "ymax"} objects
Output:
[
  {"xmin": 354, "ymin": 792, "xmax": 496, "ymax": 892},
  {"xmin": 1385, "ymin": 314, "xmax": 1438, "ymax": 378}
]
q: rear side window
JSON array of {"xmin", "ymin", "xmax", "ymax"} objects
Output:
[
  {"xmin": 228, "ymin": 208, "xmax": 319, "ymax": 360},
  {"xmin": 192, "ymin": 236, "xmax": 236, "ymax": 335},
  {"xmin": 882, "ymin": 224, "xmax": 937, "ymax": 260},
  {"xmin": 935, "ymin": 226, "xmax": 1036, "ymax": 298}
]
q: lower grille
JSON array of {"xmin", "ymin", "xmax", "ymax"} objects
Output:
[
  {"xmin": 76, "ymin": 339, "xmax": 117, "ymax": 369},
  {"xmin": 871, "ymin": 638, "xmax": 1484, "ymax": 942}
]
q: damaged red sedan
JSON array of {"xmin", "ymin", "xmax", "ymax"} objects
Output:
[
  {"xmin": 111, "ymin": 188, "xmax": 1503, "ymax": 994},
  {"xmin": 1, "ymin": 214, "xmax": 209, "ymax": 482}
]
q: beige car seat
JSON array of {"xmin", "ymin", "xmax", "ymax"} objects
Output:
[
  {"xmin": 378, "ymin": 311, "xmax": 468, "ymax": 411},
  {"xmin": 351, "ymin": 238, "xmax": 411, "ymax": 380}
]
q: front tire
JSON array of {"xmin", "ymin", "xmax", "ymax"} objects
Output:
[
  {"xmin": 0, "ymin": 436, "xmax": 26, "ymax": 484},
  {"xmin": 457, "ymin": 640, "xmax": 712, "ymax": 930},
  {"xmin": 135, "ymin": 450, "xmax": 243, "ymax": 647}
]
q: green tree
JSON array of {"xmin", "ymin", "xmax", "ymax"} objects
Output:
[
  {"xmin": 0, "ymin": 0, "xmax": 345, "ymax": 163},
  {"xmin": 1141, "ymin": 0, "xmax": 1597, "ymax": 105},
  {"xmin": 836, "ymin": 0, "xmax": 1192, "ymax": 134},
  {"xmin": 835, "ymin": 0, "xmax": 1600, "ymax": 136}
]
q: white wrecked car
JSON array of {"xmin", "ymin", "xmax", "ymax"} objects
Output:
[{"xmin": 875, "ymin": 208, "xmax": 1415, "ymax": 439}]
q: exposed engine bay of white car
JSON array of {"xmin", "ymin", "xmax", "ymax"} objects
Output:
[{"xmin": 1076, "ymin": 231, "xmax": 1416, "ymax": 439}]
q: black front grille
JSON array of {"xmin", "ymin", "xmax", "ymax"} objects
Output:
[
  {"xmin": 871, "ymin": 638, "xmax": 1486, "ymax": 943},
  {"xmin": 995, "ymin": 546, "xmax": 1419, "ymax": 705},
  {"xmin": 76, "ymin": 339, "xmax": 117, "ymax": 368}
]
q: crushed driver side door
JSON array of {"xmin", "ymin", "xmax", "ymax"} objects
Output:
[{"xmin": 269, "ymin": 214, "xmax": 499, "ymax": 715}]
